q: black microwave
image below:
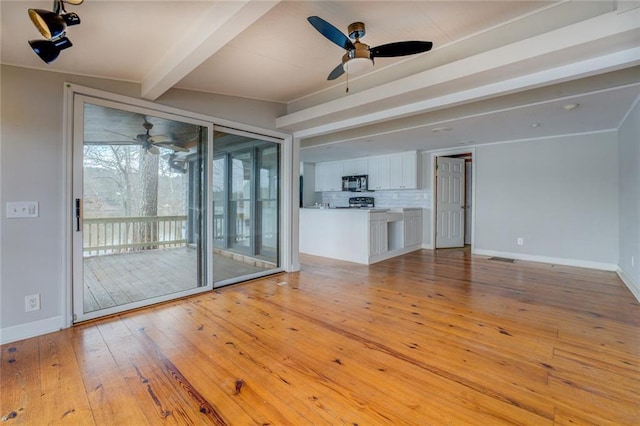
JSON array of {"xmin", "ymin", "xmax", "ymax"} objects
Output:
[{"xmin": 342, "ymin": 175, "xmax": 368, "ymax": 192}]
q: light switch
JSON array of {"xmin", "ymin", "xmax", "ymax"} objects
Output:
[{"xmin": 6, "ymin": 201, "xmax": 39, "ymax": 218}]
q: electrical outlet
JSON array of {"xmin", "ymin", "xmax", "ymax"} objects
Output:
[
  {"xmin": 25, "ymin": 294, "xmax": 40, "ymax": 312},
  {"xmin": 517, "ymin": 237, "xmax": 524, "ymax": 246}
]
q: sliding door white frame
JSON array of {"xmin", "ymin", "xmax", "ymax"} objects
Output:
[{"xmin": 62, "ymin": 83, "xmax": 294, "ymax": 328}]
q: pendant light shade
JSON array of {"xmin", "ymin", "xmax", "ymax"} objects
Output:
[
  {"xmin": 28, "ymin": 8, "xmax": 80, "ymax": 39},
  {"xmin": 26, "ymin": 0, "xmax": 82, "ymax": 63},
  {"xmin": 28, "ymin": 36, "xmax": 73, "ymax": 64}
]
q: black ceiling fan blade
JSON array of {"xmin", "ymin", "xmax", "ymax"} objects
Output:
[
  {"xmin": 370, "ymin": 41, "xmax": 433, "ymax": 58},
  {"xmin": 308, "ymin": 16, "xmax": 354, "ymax": 50},
  {"xmin": 327, "ymin": 63, "xmax": 345, "ymax": 80}
]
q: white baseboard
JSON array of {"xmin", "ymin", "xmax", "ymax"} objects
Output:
[
  {"xmin": 617, "ymin": 268, "xmax": 640, "ymax": 303},
  {"xmin": 0, "ymin": 316, "xmax": 63, "ymax": 345},
  {"xmin": 369, "ymin": 245, "xmax": 422, "ymax": 264},
  {"xmin": 472, "ymin": 249, "xmax": 618, "ymax": 272}
]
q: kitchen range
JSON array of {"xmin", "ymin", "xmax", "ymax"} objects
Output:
[
  {"xmin": 334, "ymin": 196, "xmax": 375, "ymax": 209},
  {"xmin": 299, "ymin": 197, "xmax": 423, "ymax": 265}
]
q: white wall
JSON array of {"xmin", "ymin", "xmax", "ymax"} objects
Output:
[
  {"xmin": 157, "ymin": 88, "xmax": 286, "ymax": 131},
  {"xmin": 474, "ymin": 132, "xmax": 619, "ymax": 268},
  {"xmin": 617, "ymin": 98, "xmax": 640, "ymax": 299},
  {"xmin": 0, "ymin": 65, "xmax": 285, "ymax": 342}
]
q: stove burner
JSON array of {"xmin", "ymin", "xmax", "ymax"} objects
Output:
[{"xmin": 349, "ymin": 196, "xmax": 375, "ymax": 208}]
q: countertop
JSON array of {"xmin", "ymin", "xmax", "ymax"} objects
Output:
[{"xmin": 301, "ymin": 207, "xmax": 421, "ymax": 213}]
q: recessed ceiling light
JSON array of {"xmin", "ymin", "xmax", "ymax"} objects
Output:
[
  {"xmin": 432, "ymin": 126, "xmax": 452, "ymax": 133},
  {"xmin": 531, "ymin": 123, "xmax": 541, "ymax": 128},
  {"xmin": 563, "ymin": 103, "xmax": 579, "ymax": 111}
]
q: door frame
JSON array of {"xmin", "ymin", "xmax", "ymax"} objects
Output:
[
  {"xmin": 62, "ymin": 83, "xmax": 294, "ymax": 328},
  {"xmin": 429, "ymin": 148, "xmax": 476, "ymax": 251}
]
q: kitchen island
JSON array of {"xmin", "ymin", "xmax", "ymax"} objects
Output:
[{"xmin": 299, "ymin": 207, "xmax": 422, "ymax": 265}]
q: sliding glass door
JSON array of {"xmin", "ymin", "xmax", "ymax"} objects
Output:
[
  {"xmin": 72, "ymin": 96, "xmax": 212, "ymax": 322},
  {"xmin": 212, "ymin": 129, "xmax": 281, "ymax": 286},
  {"xmin": 70, "ymin": 92, "xmax": 285, "ymax": 321}
]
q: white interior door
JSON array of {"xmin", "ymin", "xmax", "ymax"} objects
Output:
[{"xmin": 436, "ymin": 157, "xmax": 465, "ymax": 248}]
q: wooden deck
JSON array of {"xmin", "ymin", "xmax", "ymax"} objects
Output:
[
  {"xmin": 83, "ymin": 247, "xmax": 272, "ymax": 312},
  {"xmin": 3, "ymin": 249, "xmax": 639, "ymax": 424}
]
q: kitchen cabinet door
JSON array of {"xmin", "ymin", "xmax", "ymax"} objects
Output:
[
  {"xmin": 403, "ymin": 210, "xmax": 423, "ymax": 247},
  {"xmin": 368, "ymin": 156, "xmax": 390, "ymax": 190},
  {"xmin": 369, "ymin": 215, "xmax": 388, "ymax": 256},
  {"xmin": 343, "ymin": 159, "xmax": 368, "ymax": 176},
  {"xmin": 315, "ymin": 161, "xmax": 343, "ymax": 191},
  {"xmin": 389, "ymin": 152, "xmax": 418, "ymax": 189},
  {"xmin": 314, "ymin": 163, "xmax": 328, "ymax": 191}
]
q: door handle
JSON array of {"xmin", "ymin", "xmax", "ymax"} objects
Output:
[{"xmin": 75, "ymin": 198, "xmax": 81, "ymax": 232}]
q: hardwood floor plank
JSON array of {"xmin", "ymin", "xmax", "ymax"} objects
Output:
[
  {"xmin": 95, "ymin": 318, "xmax": 235, "ymax": 424},
  {"xmin": 547, "ymin": 374, "xmax": 640, "ymax": 424},
  {"xmin": 72, "ymin": 323, "xmax": 150, "ymax": 425},
  {"xmin": 37, "ymin": 330, "xmax": 94, "ymax": 424},
  {"xmin": 191, "ymin": 285, "xmax": 554, "ymax": 424},
  {"xmin": 120, "ymin": 308, "xmax": 284, "ymax": 425},
  {"xmin": 0, "ymin": 337, "xmax": 41, "ymax": 424},
  {"xmin": 167, "ymin": 296, "xmax": 396, "ymax": 424},
  {"xmin": 2, "ymin": 249, "xmax": 638, "ymax": 425}
]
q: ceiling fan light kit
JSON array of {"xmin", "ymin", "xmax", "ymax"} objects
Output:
[
  {"xmin": 27, "ymin": 0, "xmax": 83, "ymax": 64},
  {"xmin": 342, "ymin": 46, "xmax": 374, "ymax": 75},
  {"xmin": 307, "ymin": 15, "xmax": 433, "ymax": 81}
]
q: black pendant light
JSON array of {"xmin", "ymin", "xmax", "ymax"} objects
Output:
[
  {"xmin": 27, "ymin": 0, "xmax": 83, "ymax": 64},
  {"xmin": 28, "ymin": 37, "xmax": 73, "ymax": 64}
]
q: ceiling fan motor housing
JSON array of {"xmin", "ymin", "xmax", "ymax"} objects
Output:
[{"xmin": 348, "ymin": 21, "xmax": 366, "ymax": 39}]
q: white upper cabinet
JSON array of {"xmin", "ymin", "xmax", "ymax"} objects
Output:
[
  {"xmin": 389, "ymin": 152, "xmax": 418, "ymax": 189},
  {"xmin": 315, "ymin": 161, "xmax": 343, "ymax": 191},
  {"xmin": 367, "ymin": 156, "xmax": 391, "ymax": 190},
  {"xmin": 314, "ymin": 151, "xmax": 418, "ymax": 192},
  {"xmin": 342, "ymin": 159, "xmax": 368, "ymax": 176}
]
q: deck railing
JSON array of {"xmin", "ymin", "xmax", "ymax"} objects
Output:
[{"xmin": 83, "ymin": 215, "xmax": 187, "ymax": 256}]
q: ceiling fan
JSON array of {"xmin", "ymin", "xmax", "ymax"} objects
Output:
[
  {"xmin": 105, "ymin": 120, "xmax": 189, "ymax": 154},
  {"xmin": 308, "ymin": 16, "xmax": 433, "ymax": 80}
]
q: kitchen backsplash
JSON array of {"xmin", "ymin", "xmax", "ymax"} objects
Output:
[{"xmin": 321, "ymin": 190, "xmax": 432, "ymax": 209}]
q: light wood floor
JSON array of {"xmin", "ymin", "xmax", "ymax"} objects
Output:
[{"xmin": 2, "ymin": 249, "xmax": 639, "ymax": 424}]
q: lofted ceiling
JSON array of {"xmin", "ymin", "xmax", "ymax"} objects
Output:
[{"xmin": 2, "ymin": 0, "xmax": 639, "ymax": 162}]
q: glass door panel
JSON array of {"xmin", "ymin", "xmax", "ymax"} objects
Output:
[
  {"xmin": 257, "ymin": 144, "xmax": 279, "ymax": 259},
  {"xmin": 212, "ymin": 155, "xmax": 226, "ymax": 249},
  {"xmin": 73, "ymin": 98, "xmax": 212, "ymax": 322},
  {"xmin": 230, "ymin": 150, "xmax": 252, "ymax": 252},
  {"xmin": 212, "ymin": 130, "xmax": 281, "ymax": 286}
]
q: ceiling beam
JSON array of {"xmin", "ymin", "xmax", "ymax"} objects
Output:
[
  {"xmin": 141, "ymin": 0, "xmax": 280, "ymax": 101},
  {"xmin": 277, "ymin": 7, "xmax": 640, "ymax": 136}
]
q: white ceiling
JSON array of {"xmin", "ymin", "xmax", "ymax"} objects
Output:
[{"xmin": 2, "ymin": 0, "xmax": 639, "ymax": 162}]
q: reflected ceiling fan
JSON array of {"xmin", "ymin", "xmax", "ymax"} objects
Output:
[
  {"xmin": 105, "ymin": 120, "xmax": 189, "ymax": 154},
  {"xmin": 308, "ymin": 16, "xmax": 433, "ymax": 80}
]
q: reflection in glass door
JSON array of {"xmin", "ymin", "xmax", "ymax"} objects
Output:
[
  {"xmin": 212, "ymin": 130, "xmax": 281, "ymax": 285},
  {"xmin": 230, "ymin": 150, "xmax": 252, "ymax": 252},
  {"xmin": 73, "ymin": 97, "xmax": 212, "ymax": 322},
  {"xmin": 257, "ymin": 144, "xmax": 279, "ymax": 259}
]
